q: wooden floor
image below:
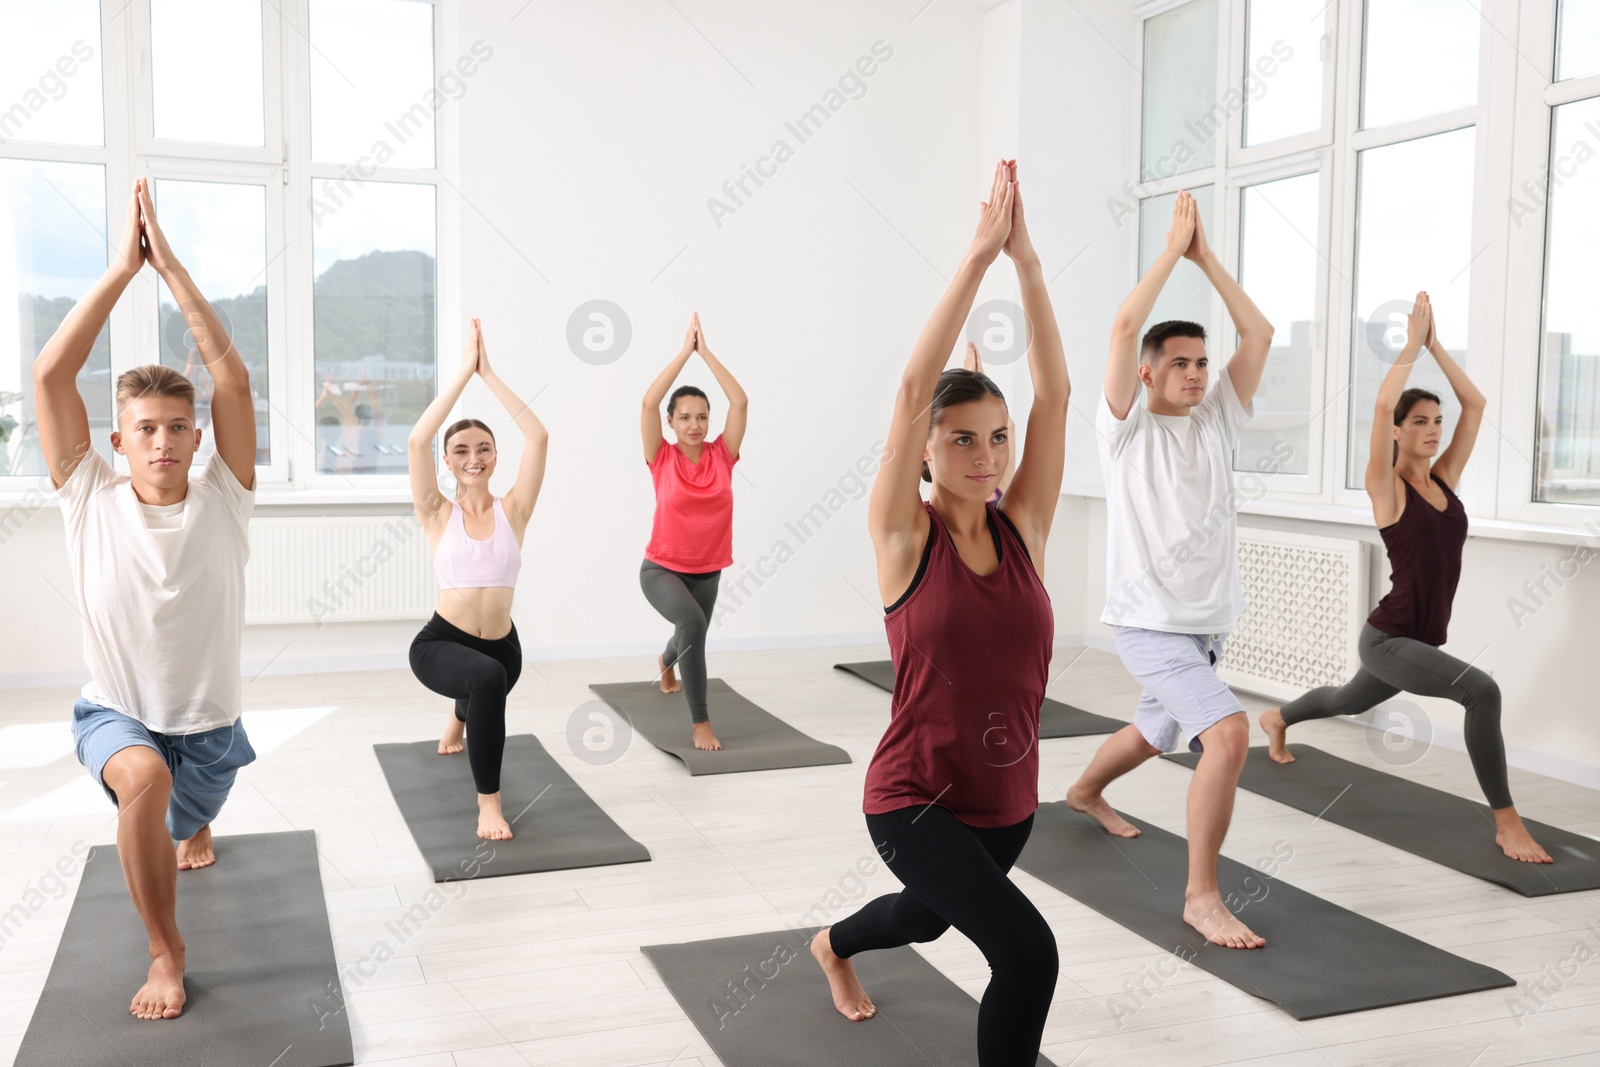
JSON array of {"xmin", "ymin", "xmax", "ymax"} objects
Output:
[{"xmin": 2, "ymin": 643, "xmax": 1598, "ymax": 1066}]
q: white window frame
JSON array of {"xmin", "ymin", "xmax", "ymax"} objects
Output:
[
  {"xmin": 0, "ymin": 0, "xmax": 457, "ymax": 503},
  {"xmin": 1128, "ymin": 0, "xmax": 1600, "ymax": 536}
]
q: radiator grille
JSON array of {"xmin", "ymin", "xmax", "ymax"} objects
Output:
[
  {"xmin": 244, "ymin": 516, "xmax": 434, "ymax": 625},
  {"xmin": 1219, "ymin": 528, "xmax": 1367, "ymax": 701}
]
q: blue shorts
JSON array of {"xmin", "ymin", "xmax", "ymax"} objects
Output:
[
  {"xmin": 1112, "ymin": 627, "xmax": 1245, "ymax": 754},
  {"xmin": 71, "ymin": 699, "xmax": 257, "ymax": 841}
]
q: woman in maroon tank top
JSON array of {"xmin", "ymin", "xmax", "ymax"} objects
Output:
[
  {"xmin": 1260, "ymin": 293, "xmax": 1550, "ymax": 864},
  {"xmin": 809, "ymin": 160, "xmax": 1071, "ymax": 1067}
]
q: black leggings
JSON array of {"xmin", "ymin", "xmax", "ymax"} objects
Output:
[
  {"xmin": 1281, "ymin": 623, "xmax": 1512, "ymax": 809},
  {"xmin": 409, "ymin": 612, "xmax": 523, "ymax": 794},
  {"xmin": 828, "ymin": 805, "xmax": 1057, "ymax": 1067},
  {"xmin": 639, "ymin": 559, "xmax": 721, "ymax": 723}
]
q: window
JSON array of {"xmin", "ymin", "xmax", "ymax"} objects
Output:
[
  {"xmin": 1536, "ymin": 96, "xmax": 1600, "ymax": 507},
  {"xmin": 1242, "ymin": 0, "xmax": 1324, "ymax": 147},
  {"xmin": 150, "ymin": 0, "xmax": 265, "ymax": 146},
  {"xmin": 1557, "ymin": 0, "xmax": 1600, "ymax": 82},
  {"xmin": 1141, "ymin": 0, "xmax": 1219, "ymax": 183},
  {"xmin": 311, "ymin": 181, "xmax": 436, "ymax": 476},
  {"xmin": 1237, "ymin": 172, "xmax": 1318, "ymax": 476},
  {"xmin": 1134, "ymin": 0, "xmax": 1597, "ymax": 526},
  {"xmin": 0, "ymin": 161, "xmax": 110, "ymax": 478},
  {"xmin": 0, "ymin": 0, "xmax": 449, "ymax": 494},
  {"xmin": 0, "ymin": 0, "xmax": 108, "ymax": 481},
  {"xmin": 1346, "ymin": 128, "xmax": 1476, "ymax": 490},
  {"xmin": 1361, "ymin": 0, "xmax": 1480, "ymax": 129}
]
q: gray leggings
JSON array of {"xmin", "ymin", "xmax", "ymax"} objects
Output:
[
  {"xmin": 640, "ymin": 559, "xmax": 721, "ymax": 723},
  {"xmin": 1280, "ymin": 623, "xmax": 1512, "ymax": 809}
]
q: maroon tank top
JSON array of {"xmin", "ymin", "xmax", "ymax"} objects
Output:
[
  {"xmin": 863, "ymin": 500, "xmax": 1054, "ymax": 828},
  {"xmin": 1366, "ymin": 473, "xmax": 1467, "ymax": 647}
]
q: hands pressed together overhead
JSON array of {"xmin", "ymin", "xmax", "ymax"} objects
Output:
[
  {"xmin": 116, "ymin": 179, "xmax": 183, "ymax": 277},
  {"xmin": 970, "ymin": 159, "xmax": 1040, "ymax": 267}
]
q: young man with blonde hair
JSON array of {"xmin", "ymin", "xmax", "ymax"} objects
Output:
[{"xmin": 34, "ymin": 179, "xmax": 258, "ymax": 1019}]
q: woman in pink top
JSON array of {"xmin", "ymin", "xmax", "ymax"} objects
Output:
[
  {"xmin": 406, "ymin": 320, "xmax": 549, "ymax": 841},
  {"xmin": 639, "ymin": 313, "xmax": 748, "ymax": 751},
  {"xmin": 811, "ymin": 161, "xmax": 1070, "ymax": 1067}
]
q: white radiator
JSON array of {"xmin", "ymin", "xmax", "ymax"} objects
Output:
[
  {"xmin": 1218, "ymin": 528, "xmax": 1368, "ymax": 701},
  {"xmin": 245, "ymin": 516, "xmax": 435, "ymax": 625}
]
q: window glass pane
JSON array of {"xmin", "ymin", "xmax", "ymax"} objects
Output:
[
  {"xmin": 1236, "ymin": 173, "xmax": 1318, "ymax": 475},
  {"xmin": 0, "ymin": 160, "xmax": 111, "ymax": 478},
  {"xmin": 312, "ymin": 181, "xmax": 435, "ymax": 475},
  {"xmin": 1141, "ymin": 0, "xmax": 1219, "ymax": 183},
  {"xmin": 0, "ymin": 0, "xmax": 104, "ymax": 147},
  {"xmin": 310, "ymin": 0, "xmax": 436, "ymax": 169},
  {"xmin": 1243, "ymin": 0, "xmax": 1324, "ymax": 146},
  {"xmin": 1138, "ymin": 186, "xmax": 1215, "ymax": 333},
  {"xmin": 1362, "ymin": 0, "xmax": 1479, "ymax": 129},
  {"xmin": 1347, "ymin": 128, "xmax": 1476, "ymax": 490},
  {"xmin": 1537, "ymin": 97, "xmax": 1600, "ymax": 507},
  {"xmin": 151, "ymin": 0, "xmax": 265, "ymax": 145},
  {"xmin": 1557, "ymin": 0, "xmax": 1600, "ymax": 82},
  {"xmin": 153, "ymin": 180, "xmax": 270, "ymax": 468}
]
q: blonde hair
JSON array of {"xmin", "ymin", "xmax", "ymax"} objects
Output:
[{"xmin": 115, "ymin": 365, "xmax": 196, "ymax": 426}]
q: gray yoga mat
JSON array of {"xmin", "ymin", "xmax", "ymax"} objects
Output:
[
  {"xmin": 588, "ymin": 678, "xmax": 851, "ymax": 775},
  {"xmin": 1164, "ymin": 745, "xmax": 1600, "ymax": 896},
  {"xmin": 1015, "ymin": 801, "xmax": 1514, "ymax": 1019},
  {"xmin": 17, "ymin": 831, "xmax": 353, "ymax": 1067},
  {"xmin": 374, "ymin": 733, "xmax": 650, "ymax": 882},
  {"xmin": 643, "ymin": 927, "xmax": 1055, "ymax": 1066},
  {"xmin": 832, "ymin": 660, "xmax": 1124, "ymax": 737}
]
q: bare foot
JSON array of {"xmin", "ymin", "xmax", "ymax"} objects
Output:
[
  {"xmin": 477, "ymin": 793, "xmax": 513, "ymax": 841},
  {"xmin": 439, "ymin": 713, "xmax": 465, "ymax": 755},
  {"xmin": 692, "ymin": 721, "xmax": 722, "ymax": 751},
  {"xmin": 1495, "ymin": 809, "xmax": 1553, "ymax": 863},
  {"xmin": 1183, "ymin": 892, "xmax": 1265, "ymax": 949},
  {"xmin": 810, "ymin": 927, "xmax": 877, "ymax": 1021},
  {"xmin": 657, "ymin": 654, "xmax": 681, "ymax": 694},
  {"xmin": 1259, "ymin": 709, "xmax": 1294, "ymax": 764},
  {"xmin": 131, "ymin": 949, "xmax": 186, "ymax": 1019},
  {"xmin": 1066, "ymin": 783, "xmax": 1140, "ymax": 837},
  {"xmin": 176, "ymin": 824, "xmax": 215, "ymax": 870}
]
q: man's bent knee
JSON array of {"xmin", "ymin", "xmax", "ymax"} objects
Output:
[
  {"xmin": 101, "ymin": 746, "xmax": 172, "ymax": 803},
  {"xmin": 1198, "ymin": 714, "xmax": 1250, "ymax": 763}
]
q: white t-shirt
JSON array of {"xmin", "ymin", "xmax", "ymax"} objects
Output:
[
  {"xmin": 56, "ymin": 447, "xmax": 254, "ymax": 734},
  {"xmin": 1096, "ymin": 365, "xmax": 1254, "ymax": 634}
]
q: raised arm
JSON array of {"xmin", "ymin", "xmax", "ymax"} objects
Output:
[
  {"xmin": 690, "ymin": 314, "xmax": 748, "ymax": 460},
  {"xmin": 641, "ymin": 319, "xmax": 697, "ymax": 464},
  {"xmin": 1425, "ymin": 310, "xmax": 1485, "ymax": 492},
  {"xmin": 474, "ymin": 322, "xmax": 550, "ymax": 527},
  {"xmin": 1365, "ymin": 292, "xmax": 1430, "ymax": 526},
  {"xmin": 993, "ymin": 161, "xmax": 1069, "ymax": 566},
  {"xmin": 868, "ymin": 160, "xmax": 1012, "ymax": 548},
  {"xmin": 1186, "ymin": 209, "xmax": 1273, "ymax": 408},
  {"xmin": 33, "ymin": 182, "xmax": 146, "ymax": 489},
  {"xmin": 138, "ymin": 181, "xmax": 256, "ymax": 490},
  {"xmin": 407, "ymin": 321, "xmax": 479, "ymax": 523},
  {"xmin": 1106, "ymin": 192, "xmax": 1195, "ymax": 419}
]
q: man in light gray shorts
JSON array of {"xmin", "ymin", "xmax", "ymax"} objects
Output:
[{"xmin": 1064, "ymin": 191, "xmax": 1279, "ymax": 950}]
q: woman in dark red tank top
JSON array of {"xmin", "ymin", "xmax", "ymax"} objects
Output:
[
  {"xmin": 1261, "ymin": 294, "xmax": 1551, "ymax": 864},
  {"xmin": 810, "ymin": 160, "xmax": 1071, "ymax": 1067}
]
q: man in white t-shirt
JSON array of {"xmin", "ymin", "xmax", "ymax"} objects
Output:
[
  {"xmin": 1065, "ymin": 191, "xmax": 1277, "ymax": 950},
  {"xmin": 34, "ymin": 179, "xmax": 258, "ymax": 1020}
]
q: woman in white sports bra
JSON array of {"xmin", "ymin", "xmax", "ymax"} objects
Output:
[{"xmin": 406, "ymin": 319, "xmax": 549, "ymax": 840}]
